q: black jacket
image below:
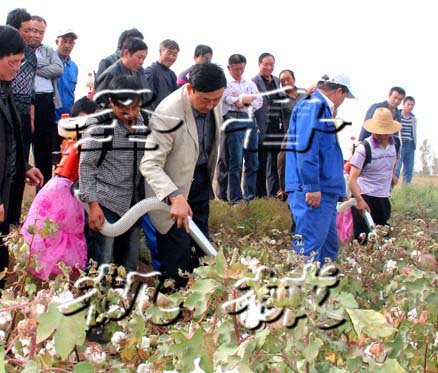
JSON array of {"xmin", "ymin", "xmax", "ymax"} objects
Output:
[{"xmin": 0, "ymin": 83, "xmax": 30, "ymax": 224}]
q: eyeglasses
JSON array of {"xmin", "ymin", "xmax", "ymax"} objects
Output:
[{"xmin": 7, "ymin": 59, "xmax": 25, "ymax": 69}]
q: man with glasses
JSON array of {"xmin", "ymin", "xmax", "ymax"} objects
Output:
[
  {"xmin": 79, "ymin": 75, "xmax": 148, "ymax": 273},
  {"xmin": 1, "ymin": 25, "xmax": 43, "ymax": 289}
]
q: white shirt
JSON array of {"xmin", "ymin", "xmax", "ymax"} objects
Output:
[
  {"xmin": 34, "ymin": 47, "xmax": 54, "ymax": 93},
  {"xmin": 222, "ymin": 77, "xmax": 263, "ymax": 116}
]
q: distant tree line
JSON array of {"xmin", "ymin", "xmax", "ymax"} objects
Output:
[{"xmin": 417, "ymin": 139, "xmax": 438, "ymax": 176}]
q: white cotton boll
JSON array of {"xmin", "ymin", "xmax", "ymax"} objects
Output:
[
  {"xmin": 137, "ymin": 363, "xmax": 155, "ymax": 373},
  {"xmin": 390, "ymin": 307, "xmax": 403, "ymax": 318},
  {"xmin": 52, "ymin": 290, "xmax": 75, "ymax": 304},
  {"xmin": 410, "ymin": 250, "xmax": 421, "ymax": 257},
  {"xmin": 138, "ymin": 336, "xmax": 151, "ymax": 351},
  {"xmin": 0, "ymin": 330, "xmax": 5, "ymax": 340},
  {"xmin": 35, "ymin": 303, "xmax": 46, "ymax": 316},
  {"xmin": 0, "ymin": 311, "xmax": 12, "ymax": 326},
  {"xmin": 84, "ymin": 345, "xmax": 107, "ymax": 363},
  {"xmin": 384, "ymin": 260, "xmax": 397, "ymax": 273},
  {"xmin": 111, "ymin": 331, "xmax": 127, "ymax": 350},
  {"xmin": 45, "ymin": 339, "xmax": 57, "ymax": 358},
  {"xmin": 269, "ymin": 239, "xmax": 276, "ymax": 245},
  {"xmin": 363, "ymin": 344, "xmax": 373, "ymax": 358},
  {"xmin": 248, "ymin": 258, "xmax": 260, "ymax": 273},
  {"xmin": 357, "ymin": 267, "xmax": 362, "ymax": 274},
  {"xmin": 409, "ymin": 341, "xmax": 418, "ymax": 349},
  {"xmin": 20, "ymin": 337, "xmax": 31, "ymax": 347},
  {"xmin": 407, "ymin": 308, "xmax": 417, "ymax": 322}
]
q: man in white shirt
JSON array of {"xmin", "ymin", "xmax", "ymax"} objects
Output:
[{"xmin": 216, "ymin": 54, "xmax": 262, "ymax": 204}]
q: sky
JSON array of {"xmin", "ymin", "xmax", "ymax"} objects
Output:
[{"xmin": 2, "ymin": 0, "xmax": 437, "ymax": 170}]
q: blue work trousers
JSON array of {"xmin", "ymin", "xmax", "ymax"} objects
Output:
[{"xmin": 288, "ymin": 191, "xmax": 339, "ymax": 264}]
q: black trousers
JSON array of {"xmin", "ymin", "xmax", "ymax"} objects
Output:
[
  {"xmin": 352, "ymin": 194, "xmax": 391, "ymax": 240},
  {"xmin": 256, "ymin": 148, "xmax": 268, "ymax": 198},
  {"xmin": 156, "ymin": 165, "xmax": 210, "ymax": 289},
  {"xmin": 0, "ymin": 221, "xmax": 10, "ymax": 289},
  {"xmin": 215, "ymin": 128, "xmax": 228, "ymax": 201},
  {"xmin": 32, "ymin": 93, "xmax": 56, "ymax": 186},
  {"xmin": 20, "ymin": 113, "xmax": 32, "ymax": 163},
  {"xmin": 257, "ymin": 131, "xmax": 283, "ymax": 197}
]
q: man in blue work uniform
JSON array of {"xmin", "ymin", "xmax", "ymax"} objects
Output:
[
  {"xmin": 285, "ymin": 73, "xmax": 354, "ymax": 264},
  {"xmin": 54, "ymin": 29, "xmax": 78, "ymax": 122}
]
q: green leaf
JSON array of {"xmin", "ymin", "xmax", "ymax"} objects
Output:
[
  {"xmin": 369, "ymin": 358, "xmax": 407, "ymax": 372},
  {"xmin": 54, "ymin": 309, "xmax": 87, "ymax": 359},
  {"xmin": 74, "ymin": 362, "xmax": 96, "ymax": 373},
  {"xmin": 36, "ymin": 303, "xmax": 62, "ymax": 343},
  {"xmin": 190, "ymin": 278, "xmax": 217, "ymax": 294},
  {"xmin": 25, "ymin": 281, "xmax": 37, "ymax": 296},
  {"xmin": 213, "ymin": 343, "xmax": 239, "ymax": 366},
  {"xmin": 22, "ymin": 361, "xmax": 40, "ymax": 373},
  {"xmin": 386, "ymin": 333, "xmax": 404, "ymax": 359},
  {"xmin": 336, "ymin": 292, "xmax": 358, "ymax": 309},
  {"xmin": 303, "ymin": 337, "xmax": 323, "ymax": 362},
  {"xmin": 129, "ymin": 315, "xmax": 145, "ymax": 338},
  {"xmin": 211, "ymin": 249, "xmax": 226, "ymax": 276},
  {"xmin": 254, "ymin": 328, "xmax": 269, "ymax": 348},
  {"xmin": 184, "ymin": 279, "xmax": 217, "ymax": 318},
  {"xmin": 346, "ymin": 309, "xmax": 395, "ymax": 339},
  {"xmin": 0, "ymin": 347, "xmax": 5, "ymax": 373},
  {"xmin": 403, "ymin": 268, "xmax": 425, "ymax": 281}
]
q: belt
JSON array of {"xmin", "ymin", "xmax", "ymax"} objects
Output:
[{"xmin": 224, "ymin": 111, "xmax": 249, "ymax": 119}]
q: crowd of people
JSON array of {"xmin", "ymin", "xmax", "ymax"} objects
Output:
[{"xmin": 0, "ymin": 8, "xmax": 418, "ymax": 290}]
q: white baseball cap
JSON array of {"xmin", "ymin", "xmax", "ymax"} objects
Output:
[
  {"xmin": 57, "ymin": 29, "xmax": 78, "ymax": 39},
  {"xmin": 319, "ymin": 72, "xmax": 355, "ymax": 99}
]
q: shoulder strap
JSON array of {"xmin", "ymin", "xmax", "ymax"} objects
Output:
[
  {"xmin": 394, "ymin": 136, "xmax": 401, "ymax": 156},
  {"xmin": 96, "ymin": 126, "xmax": 113, "ymax": 168},
  {"xmin": 362, "ymin": 140, "xmax": 372, "ymax": 168}
]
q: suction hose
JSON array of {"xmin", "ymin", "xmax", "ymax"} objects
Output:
[
  {"xmin": 336, "ymin": 197, "xmax": 376, "ymax": 233},
  {"xmin": 73, "ymin": 187, "xmax": 217, "ymax": 256}
]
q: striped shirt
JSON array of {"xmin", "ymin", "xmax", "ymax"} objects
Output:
[
  {"xmin": 400, "ymin": 115, "xmax": 414, "ymax": 142},
  {"xmin": 11, "ymin": 46, "xmax": 37, "ymax": 114},
  {"xmin": 79, "ymin": 115, "xmax": 148, "ymax": 216}
]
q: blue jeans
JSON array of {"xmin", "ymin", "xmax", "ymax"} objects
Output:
[
  {"xmin": 226, "ymin": 121, "xmax": 259, "ymax": 204},
  {"xmin": 289, "ymin": 191, "xmax": 339, "ymax": 264},
  {"xmin": 141, "ymin": 214, "xmax": 159, "ymax": 270},
  {"xmin": 85, "ymin": 206, "xmax": 140, "ymax": 273},
  {"xmin": 396, "ymin": 141, "xmax": 415, "ymax": 184}
]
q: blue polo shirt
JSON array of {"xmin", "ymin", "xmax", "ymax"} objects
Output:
[{"xmin": 55, "ymin": 52, "xmax": 78, "ymax": 122}]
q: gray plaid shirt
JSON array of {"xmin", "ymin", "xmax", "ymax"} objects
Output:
[{"xmin": 79, "ymin": 115, "xmax": 148, "ymax": 216}]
